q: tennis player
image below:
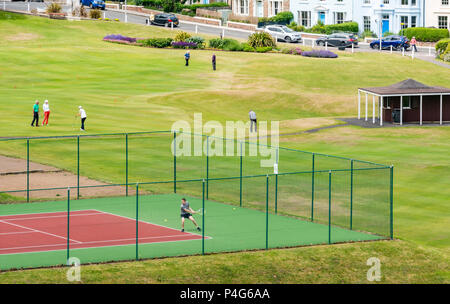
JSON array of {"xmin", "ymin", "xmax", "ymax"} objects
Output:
[{"xmin": 180, "ymin": 198, "xmax": 201, "ymax": 233}]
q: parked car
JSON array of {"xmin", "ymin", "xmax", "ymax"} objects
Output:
[
  {"xmin": 370, "ymin": 35, "xmax": 410, "ymax": 50},
  {"xmin": 151, "ymin": 13, "xmax": 179, "ymax": 27},
  {"xmin": 315, "ymin": 33, "xmax": 358, "ymax": 48},
  {"xmin": 264, "ymin": 25, "xmax": 302, "ymax": 43},
  {"xmin": 80, "ymin": 0, "xmax": 105, "ymax": 10}
]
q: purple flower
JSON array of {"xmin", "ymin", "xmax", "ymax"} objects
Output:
[
  {"xmin": 302, "ymin": 50, "xmax": 338, "ymax": 58},
  {"xmin": 289, "ymin": 48, "xmax": 303, "ymax": 55},
  {"xmin": 103, "ymin": 35, "xmax": 136, "ymax": 43},
  {"xmin": 171, "ymin": 41, "xmax": 198, "ymax": 49}
]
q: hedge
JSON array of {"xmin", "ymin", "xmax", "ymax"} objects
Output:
[
  {"xmin": 136, "ymin": 0, "xmax": 228, "ymax": 13},
  {"xmin": 436, "ymin": 38, "xmax": 450, "ymax": 55},
  {"xmin": 325, "ymin": 22, "xmax": 358, "ymax": 35},
  {"xmin": 403, "ymin": 27, "xmax": 449, "ymax": 42}
]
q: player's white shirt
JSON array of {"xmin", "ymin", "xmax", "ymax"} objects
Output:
[
  {"xmin": 79, "ymin": 109, "xmax": 87, "ymax": 118},
  {"xmin": 43, "ymin": 104, "xmax": 50, "ymax": 112},
  {"xmin": 249, "ymin": 111, "xmax": 256, "ymax": 120}
]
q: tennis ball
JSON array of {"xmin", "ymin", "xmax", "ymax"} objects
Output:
[
  {"xmin": 164, "ymin": 219, "xmax": 168, "ymax": 222},
  {"xmin": 232, "ymin": 208, "xmax": 236, "ymax": 210}
]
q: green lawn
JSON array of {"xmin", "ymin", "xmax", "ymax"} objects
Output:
[{"xmin": 0, "ymin": 12, "xmax": 448, "ymax": 283}]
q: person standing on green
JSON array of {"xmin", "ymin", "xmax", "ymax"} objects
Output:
[{"xmin": 31, "ymin": 100, "xmax": 40, "ymax": 127}]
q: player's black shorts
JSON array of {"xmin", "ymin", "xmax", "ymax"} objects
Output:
[{"xmin": 181, "ymin": 213, "xmax": 192, "ymax": 219}]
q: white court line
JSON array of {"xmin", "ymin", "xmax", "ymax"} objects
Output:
[
  {"xmin": 0, "ymin": 231, "xmax": 37, "ymax": 236},
  {"xmin": 0, "ymin": 220, "xmax": 82, "ymax": 244},
  {"xmin": 0, "ymin": 242, "xmax": 68, "ymax": 252},
  {"xmin": 0, "ymin": 209, "xmax": 99, "ymax": 221},
  {"xmin": 2, "ymin": 212, "xmax": 105, "ymax": 222}
]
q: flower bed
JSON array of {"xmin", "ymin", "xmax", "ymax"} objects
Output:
[
  {"xmin": 103, "ymin": 34, "xmax": 136, "ymax": 43},
  {"xmin": 302, "ymin": 50, "xmax": 338, "ymax": 58}
]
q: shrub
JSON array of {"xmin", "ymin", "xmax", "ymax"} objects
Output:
[
  {"xmin": 90, "ymin": 9, "xmax": 101, "ymax": 19},
  {"xmin": 171, "ymin": 41, "xmax": 198, "ymax": 49},
  {"xmin": 302, "ymin": 50, "xmax": 338, "ymax": 58},
  {"xmin": 208, "ymin": 38, "xmax": 240, "ymax": 50},
  {"xmin": 223, "ymin": 40, "xmax": 243, "ymax": 51},
  {"xmin": 242, "ymin": 43, "xmax": 255, "ymax": 52},
  {"xmin": 436, "ymin": 38, "xmax": 450, "ymax": 55},
  {"xmin": 174, "ymin": 31, "xmax": 192, "ymax": 42},
  {"xmin": 247, "ymin": 32, "xmax": 276, "ymax": 48},
  {"xmin": 403, "ymin": 27, "xmax": 449, "ymax": 42},
  {"xmin": 288, "ymin": 21, "xmax": 305, "ymax": 33},
  {"xmin": 46, "ymin": 2, "xmax": 62, "ymax": 14},
  {"xmin": 139, "ymin": 38, "xmax": 173, "ymax": 48},
  {"xmin": 325, "ymin": 21, "xmax": 358, "ymax": 35},
  {"xmin": 361, "ymin": 30, "xmax": 377, "ymax": 39},
  {"xmin": 103, "ymin": 35, "xmax": 137, "ymax": 43},
  {"xmin": 162, "ymin": 0, "xmax": 175, "ymax": 13},
  {"xmin": 309, "ymin": 21, "xmax": 326, "ymax": 34},
  {"xmin": 255, "ymin": 46, "xmax": 272, "ymax": 53},
  {"xmin": 282, "ymin": 47, "xmax": 302, "ymax": 55},
  {"xmin": 186, "ymin": 36, "xmax": 205, "ymax": 48},
  {"xmin": 383, "ymin": 31, "xmax": 394, "ymax": 37},
  {"xmin": 271, "ymin": 11, "xmax": 293, "ymax": 24}
]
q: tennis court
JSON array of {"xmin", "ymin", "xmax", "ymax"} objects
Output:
[{"xmin": 0, "ymin": 193, "xmax": 383, "ymax": 270}]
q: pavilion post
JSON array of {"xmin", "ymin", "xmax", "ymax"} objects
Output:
[
  {"xmin": 365, "ymin": 92, "xmax": 368, "ymax": 121},
  {"xmin": 420, "ymin": 95, "xmax": 423, "ymax": 126},
  {"xmin": 380, "ymin": 96, "xmax": 383, "ymax": 126},
  {"xmin": 400, "ymin": 96, "xmax": 403, "ymax": 126},
  {"xmin": 372, "ymin": 95, "xmax": 376, "ymax": 124},
  {"xmin": 440, "ymin": 95, "xmax": 443, "ymax": 125},
  {"xmin": 358, "ymin": 90, "xmax": 361, "ymax": 119}
]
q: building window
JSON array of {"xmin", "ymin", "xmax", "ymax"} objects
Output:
[
  {"xmin": 411, "ymin": 0, "xmax": 416, "ymax": 5},
  {"xmin": 270, "ymin": 1, "xmax": 282, "ymax": 17},
  {"xmin": 364, "ymin": 16, "xmax": 371, "ymax": 31},
  {"xmin": 401, "ymin": 0, "xmax": 408, "ymax": 5},
  {"xmin": 400, "ymin": 16, "xmax": 408, "ymax": 29},
  {"xmin": 438, "ymin": 16, "xmax": 448, "ymax": 29},
  {"xmin": 411, "ymin": 16, "xmax": 416, "ymax": 27},
  {"xmin": 300, "ymin": 11, "xmax": 311, "ymax": 27},
  {"xmin": 402, "ymin": 97, "xmax": 411, "ymax": 109},
  {"xmin": 442, "ymin": 0, "xmax": 449, "ymax": 5},
  {"xmin": 336, "ymin": 12, "xmax": 344, "ymax": 24},
  {"xmin": 384, "ymin": 98, "xmax": 391, "ymax": 109},
  {"xmin": 363, "ymin": 0, "xmax": 370, "ymax": 4},
  {"xmin": 234, "ymin": 0, "xmax": 249, "ymax": 15},
  {"xmin": 383, "ymin": 0, "xmax": 389, "ymax": 4}
]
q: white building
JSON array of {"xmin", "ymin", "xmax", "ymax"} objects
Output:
[
  {"xmin": 424, "ymin": 0, "xmax": 450, "ymax": 29},
  {"xmin": 353, "ymin": 0, "xmax": 424, "ymax": 36},
  {"xmin": 290, "ymin": 0, "xmax": 353, "ymax": 27}
]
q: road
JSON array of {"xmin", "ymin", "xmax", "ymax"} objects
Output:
[{"xmin": 2, "ymin": 1, "xmax": 446, "ymax": 67}]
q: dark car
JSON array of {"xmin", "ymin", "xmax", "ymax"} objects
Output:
[
  {"xmin": 151, "ymin": 13, "xmax": 179, "ymax": 27},
  {"xmin": 370, "ymin": 35, "xmax": 410, "ymax": 50},
  {"xmin": 315, "ymin": 33, "xmax": 358, "ymax": 48}
]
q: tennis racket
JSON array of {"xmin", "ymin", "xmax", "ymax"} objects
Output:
[{"xmin": 195, "ymin": 208, "xmax": 205, "ymax": 215}]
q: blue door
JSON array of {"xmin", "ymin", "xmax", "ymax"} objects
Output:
[
  {"xmin": 319, "ymin": 12, "xmax": 325, "ymax": 24},
  {"xmin": 382, "ymin": 19, "xmax": 390, "ymax": 34}
]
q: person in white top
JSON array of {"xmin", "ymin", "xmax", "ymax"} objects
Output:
[
  {"xmin": 42, "ymin": 100, "xmax": 50, "ymax": 126},
  {"xmin": 249, "ymin": 110, "xmax": 257, "ymax": 133},
  {"xmin": 77, "ymin": 106, "xmax": 87, "ymax": 131}
]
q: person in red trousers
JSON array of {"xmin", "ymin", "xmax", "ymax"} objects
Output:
[{"xmin": 42, "ymin": 100, "xmax": 50, "ymax": 126}]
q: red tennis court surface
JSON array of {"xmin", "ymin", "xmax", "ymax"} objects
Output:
[{"xmin": 0, "ymin": 210, "xmax": 204, "ymax": 255}]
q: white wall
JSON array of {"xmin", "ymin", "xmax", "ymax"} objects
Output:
[
  {"xmin": 425, "ymin": 0, "xmax": 450, "ymax": 29},
  {"xmin": 290, "ymin": 0, "xmax": 353, "ymax": 26}
]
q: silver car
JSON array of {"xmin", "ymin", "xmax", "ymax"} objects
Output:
[{"xmin": 264, "ymin": 25, "xmax": 302, "ymax": 43}]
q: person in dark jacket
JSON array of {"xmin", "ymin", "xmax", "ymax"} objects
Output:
[
  {"xmin": 31, "ymin": 100, "xmax": 39, "ymax": 127},
  {"xmin": 212, "ymin": 53, "xmax": 216, "ymax": 71},
  {"xmin": 184, "ymin": 50, "xmax": 190, "ymax": 66}
]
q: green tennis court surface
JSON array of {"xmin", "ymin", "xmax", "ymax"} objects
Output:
[{"xmin": 0, "ymin": 194, "xmax": 383, "ymax": 270}]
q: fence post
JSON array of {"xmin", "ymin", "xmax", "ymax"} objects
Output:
[
  {"xmin": 136, "ymin": 183, "xmax": 139, "ymax": 260},
  {"xmin": 126, "ymin": 133, "xmax": 128, "ymax": 196},
  {"xmin": 202, "ymin": 179, "xmax": 205, "ymax": 255},
  {"xmin": 206, "ymin": 136, "xmax": 209, "ymax": 199},
  {"xmin": 275, "ymin": 173, "xmax": 278, "ymax": 214},
  {"xmin": 328, "ymin": 170, "xmax": 332, "ymax": 244},
  {"xmin": 265, "ymin": 174, "xmax": 269, "ymax": 250},
  {"xmin": 26, "ymin": 139, "xmax": 29, "ymax": 202},
  {"xmin": 390, "ymin": 165, "xmax": 394, "ymax": 240},
  {"xmin": 67, "ymin": 187, "xmax": 70, "ymax": 262},
  {"xmin": 77, "ymin": 135, "xmax": 80, "ymax": 199},
  {"xmin": 350, "ymin": 159, "xmax": 354, "ymax": 230},
  {"xmin": 173, "ymin": 132, "xmax": 177, "ymax": 193},
  {"xmin": 311, "ymin": 153, "xmax": 315, "ymax": 221},
  {"xmin": 239, "ymin": 141, "xmax": 243, "ymax": 207}
]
